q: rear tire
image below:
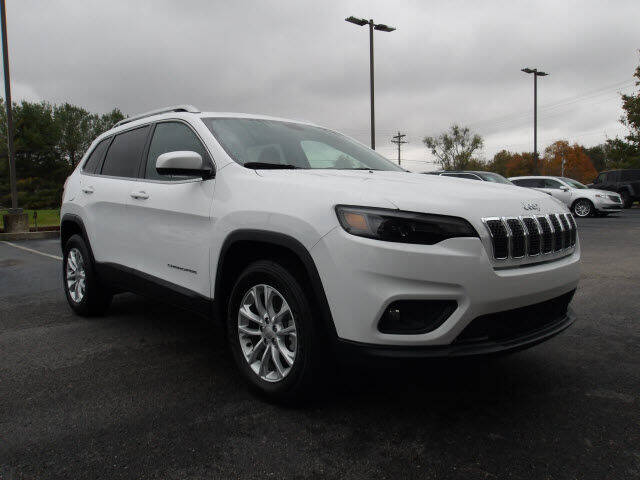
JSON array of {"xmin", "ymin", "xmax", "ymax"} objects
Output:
[
  {"xmin": 572, "ymin": 199, "xmax": 593, "ymax": 218},
  {"xmin": 227, "ymin": 260, "xmax": 317, "ymax": 402},
  {"xmin": 63, "ymin": 234, "xmax": 112, "ymax": 316}
]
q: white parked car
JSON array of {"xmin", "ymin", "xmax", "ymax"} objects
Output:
[
  {"xmin": 61, "ymin": 105, "xmax": 581, "ymax": 400},
  {"xmin": 509, "ymin": 175, "xmax": 622, "ymax": 217}
]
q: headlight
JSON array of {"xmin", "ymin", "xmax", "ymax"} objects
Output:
[{"xmin": 335, "ymin": 205, "xmax": 478, "ymax": 245}]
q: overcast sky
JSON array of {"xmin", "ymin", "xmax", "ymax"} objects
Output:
[{"xmin": 4, "ymin": 0, "xmax": 639, "ymax": 171}]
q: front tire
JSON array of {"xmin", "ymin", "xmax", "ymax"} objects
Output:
[
  {"xmin": 227, "ymin": 260, "xmax": 316, "ymax": 401},
  {"xmin": 620, "ymin": 191, "xmax": 632, "ymax": 209},
  {"xmin": 63, "ymin": 234, "xmax": 112, "ymax": 316},
  {"xmin": 572, "ymin": 199, "xmax": 593, "ymax": 218}
]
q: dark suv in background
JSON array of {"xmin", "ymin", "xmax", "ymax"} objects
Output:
[{"xmin": 590, "ymin": 169, "xmax": 640, "ymax": 208}]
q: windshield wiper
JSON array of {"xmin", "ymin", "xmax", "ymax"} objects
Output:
[{"xmin": 243, "ymin": 162, "xmax": 300, "ymax": 170}]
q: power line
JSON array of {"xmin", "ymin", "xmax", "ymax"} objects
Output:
[{"xmin": 390, "ymin": 131, "xmax": 407, "ymax": 166}]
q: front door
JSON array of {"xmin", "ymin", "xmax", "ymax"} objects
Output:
[
  {"xmin": 538, "ymin": 178, "xmax": 572, "ymax": 206},
  {"xmin": 127, "ymin": 120, "xmax": 216, "ymax": 298}
]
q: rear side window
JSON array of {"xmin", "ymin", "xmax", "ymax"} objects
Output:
[
  {"xmin": 443, "ymin": 173, "xmax": 480, "ymax": 180},
  {"xmin": 144, "ymin": 122, "xmax": 209, "ymax": 180},
  {"xmin": 101, "ymin": 126, "xmax": 150, "ymax": 178},
  {"xmin": 512, "ymin": 178, "xmax": 542, "ymax": 187},
  {"xmin": 82, "ymin": 138, "xmax": 111, "ymax": 173}
]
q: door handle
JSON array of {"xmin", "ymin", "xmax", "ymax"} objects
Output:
[
  {"xmin": 82, "ymin": 186, "xmax": 94, "ymax": 194},
  {"xmin": 130, "ymin": 191, "xmax": 149, "ymax": 200}
]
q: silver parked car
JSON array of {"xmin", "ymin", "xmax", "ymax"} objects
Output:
[{"xmin": 509, "ymin": 176, "xmax": 622, "ymax": 217}]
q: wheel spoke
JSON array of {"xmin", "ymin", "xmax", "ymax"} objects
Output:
[
  {"xmin": 277, "ymin": 341, "xmax": 295, "ymax": 366},
  {"xmin": 238, "ymin": 324, "xmax": 261, "ymax": 337},
  {"xmin": 275, "ymin": 325, "xmax": 295, "ymax": 337},
  {"xmin": 273, "ymin": 304, "xmax": 291, "ymax": 325},
  {"xmin": 252, "ymin": 286, "xmax": 267, "ymax": 316},
  {"xmin": 271, "ymin": 344, "xmax": 285, "ymax": 378},
  {"xmin": 240, "ymin": 305, "xmax": 264, "ymax": 326},
  {"xmin": 248, "ymin": 338, "xmax": 265, "ymax": 364},
  {"xmin": 259, "ymin": 344, "xmax": 271, "ymax": 376}
]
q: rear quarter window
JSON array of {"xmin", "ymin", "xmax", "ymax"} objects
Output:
[{"xmin": 82, "ymin": 138, "xmax": 111, "ymax": 173}]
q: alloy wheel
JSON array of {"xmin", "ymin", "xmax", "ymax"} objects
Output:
[
  {"xmin": 574, "ymin": 200, "xmax": 591, "ymax": 217},
  {"xmin": 237, "ymin": 284, "xmax": 297, "ymax": 383},
  {"xmin": 66, "ymin": 247, "xmax": 86, "ymax": 303}
]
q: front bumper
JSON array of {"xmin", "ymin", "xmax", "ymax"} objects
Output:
[
  {"xmin": 594, "ymin": 198, "xmax": 622, "ymax": 212},
  {"xmin": 311, "ymin": 227, "xmax": 580, "ymax": 347}
]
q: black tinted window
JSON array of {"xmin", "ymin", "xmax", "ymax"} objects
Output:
[
  {"xmin": 101, "ymin": 126, "xmax": 150, "ymax": 178},
  {"xmin": 443, "ymin": 173, "xmax": 479, "ymax": 180},
  {"xmin": 544, "ymin": 179, "xmax": 562, "ymax": 189},
  {"xmin": 145, "ymin": 122, "xmax": 209, "ymax": 180},
  {"xmin": 83, "ymin": 138, "xmax": 110, "ymax": 173},
  {"xmin": 512, "ymin": 178, "xmax": 541, "ymax": 187},
  {"xmin": 621, "ymin": 170, "xmax": 640, "ymax": 181}
]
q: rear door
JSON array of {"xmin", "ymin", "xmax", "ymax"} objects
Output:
[
  {"xmin": 80, "ymin": 125, "xmax": 150, "ymax": 267},
  {"xmin": 127, "ymin": 120, "xmax": 215, "ymax": 297}
]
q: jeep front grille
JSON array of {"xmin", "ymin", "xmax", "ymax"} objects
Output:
[{"xmin": 483, "ymin": 213, "xmax": 577, "ymax": 261}]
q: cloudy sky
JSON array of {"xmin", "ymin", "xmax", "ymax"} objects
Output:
[{"xmin": 4, "ymin": 0, "xmax": 639, "ymax": 170}]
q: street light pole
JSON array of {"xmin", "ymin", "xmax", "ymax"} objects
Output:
[
  {"xmin": 521, "ymin": 67, "xmax": 548, "ymax": 174},
  {"xmin": 1, "ymin": 0, "xmax": 18, "ymax": 212},
  {"xmin": 346, "ymin": 16, "xmax": 395, "ymax": 150}
]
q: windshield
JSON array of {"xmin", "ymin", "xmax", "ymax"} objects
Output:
[
  {"xmin": 478, "ymin": 172, "xmax": 513, "ymax": 184},
  {"xmin": 560, "ymin": 177, "xmax": 587, "ymax": 189},
  {"xmin": 202, "ymin": 118, "xmax": 404, "ymax": 171}
]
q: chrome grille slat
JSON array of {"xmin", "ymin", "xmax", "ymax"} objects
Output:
[{"xmin": 483, "ymin": 213, "xmax": 576, "ymax": 261}]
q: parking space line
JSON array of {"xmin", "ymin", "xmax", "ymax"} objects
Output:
[{"xmin": 1, "ymin": 241, "xmax": 62, "ymax": 261}]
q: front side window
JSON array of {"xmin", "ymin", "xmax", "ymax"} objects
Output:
[
  {"xmin": 83, "ymin": 137, "xmax": 111, "ymax": 173},
  {"xmin": 512, "ymin": 178, "xmax": 540, "ymax": 187},
  {"xmin": 145, "ymin": 122, "xmax": 209, "ymax": 180},
  {"xmin": 203, "ymin": 118, "xmax": 403, "ymax": 171},
  {"xmin": 101, "ymin": 126, "xmax": 150, "ymax": 178},
  {"xmin": 560, "ymin": 177, "xmax": 587, "ymax": 189},
  {"xmin": 543, "ymin": 178, "xmax": 563, "ymax": 189}
]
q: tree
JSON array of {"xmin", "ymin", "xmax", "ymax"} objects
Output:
[
  {"xmin": 423, "ymin": 124, "xmax": 483, "ymax": 170},
  {"xmin": 542, "ymin": 141, "xmax": 598, "ymax": 184},
  {"xmin": 620, "ymin": 58, "xmax": 640, "ymax": 148},
  {"xmin": 54, "ymin": 103, "xmax": 92, "ymax": 168}
]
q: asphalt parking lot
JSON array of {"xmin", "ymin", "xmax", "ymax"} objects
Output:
[{"xmin": 1, "ymin": 211, "xmax": 639, "ymax": 479}]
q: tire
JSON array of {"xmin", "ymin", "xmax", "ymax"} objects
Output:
[
  {"xmin": 620, "ymin": 191, "xmax": 632, "ymax": 209},
  {"xmin": 63, "ymin": 234, "xmax": 112, "ymax": 316},
  {"xmin": 572, "ymin": 199, "xmax": 593, "ymax": 218},
  {"xmin": 227, "ymin": 260, "xmax": 317, "ymax": 402}
]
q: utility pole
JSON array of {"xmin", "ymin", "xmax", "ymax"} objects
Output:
[
  {"xmin": 521, "ymin": 67, "xmax": 549, "ymax": 174},
  {"xmin": 345, "ymin": 16, "xmax": 396, "ymax": 150},
  {"xmin": 391, "ymin": 131, "xmax": 407, "ymax": 167},
  {"xmin": 1, "ymin": 0, "xmax": 18, "ymax": 212}
]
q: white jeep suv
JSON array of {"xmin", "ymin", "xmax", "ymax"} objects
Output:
[{"xmin": 61, "ymin": 105, "xmax": 581, "ymax": 399}]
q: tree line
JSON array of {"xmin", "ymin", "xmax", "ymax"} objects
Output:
[
  {"xmin": 424, "ymin": 59, "xmax": 640, "ymax": 183},
  {"xmin": 0, "ymin": 99, "xmax": 124, "ymax": 209}
]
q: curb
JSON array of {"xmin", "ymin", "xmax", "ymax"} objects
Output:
[{"xmin": 0, "ymin": 231, "xmax": 60, "ymax": 241}]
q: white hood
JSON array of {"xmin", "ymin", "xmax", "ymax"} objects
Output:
[{"xmin": 257, "ymin": 169, "xmax": 567, "ymax": 219}]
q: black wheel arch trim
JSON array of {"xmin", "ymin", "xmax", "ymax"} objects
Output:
[
  {"xmin": 60, "ymin": 213, "xmax": 96, "ymax": 265},
  {"xmin": 215, "ymin": 229, "xmax": 339, "ymax": 341}
]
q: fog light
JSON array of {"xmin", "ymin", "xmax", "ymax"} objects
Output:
[{"xmin": 378, "ymin": 300, "xmax": 457, "ymax": 334}]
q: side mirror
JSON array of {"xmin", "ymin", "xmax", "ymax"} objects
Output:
[
  {"xmin": 156, "ymin": 151, "xmax": 214, "ymax": 179},
  {"xmin": 560, "ymin": 186, "xmax": 570, "ymax": 192}
]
